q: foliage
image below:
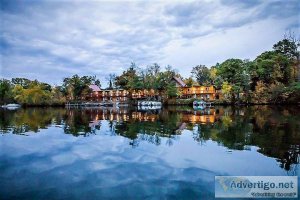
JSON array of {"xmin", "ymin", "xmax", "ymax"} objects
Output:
[
  {"xmin": 14, "ymin": 85, "xmax": 51, "ymax": 105},
  {"xmin": 62, "ymin": 74, "xmax": 100, "ymax": 101},
  {"xmin": 166, "ymin": 83, "xmax": 178, "ymax": 98},
  {"xmin": 184, "ymin": 77, "xmax": 194, "ymax": 87},
  {"xmin": 273, "ymin": 38, "xmax": 299, "ymax": 60},
  {"xmin": 1, "ymin": 36, "xmax": 299, "ymax": 105},
  {"xmin": 221, "ymin": 81, "xmax": 232, "ymax": 102},
  {"xmin": 115, "ymin": 62, "xmax": 138, "ymax": 89},
  {"xmin": 191, "ymin": 65, "xmax": 211, "ymax": 85},
  {"xmin": 114, "ymin": 63, "xmax": 178, "ymax": 100},
  {"xmin": 0, "ymin": 79, "xmax": 14, "ymax": 104}
]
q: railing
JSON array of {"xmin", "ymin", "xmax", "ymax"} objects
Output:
[
  {"xmin": 90, "ymin": 92, "xmax": 128, "ymax": 97},
  {"xmin": 182, "ymin": 90, "xmax": 215, "ymax": 95}
]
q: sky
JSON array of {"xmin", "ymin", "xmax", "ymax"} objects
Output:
[{"xmin": 0, "ymin": 0, "xmax": 299, "ymax": 87}]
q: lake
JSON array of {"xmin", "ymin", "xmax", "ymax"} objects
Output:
[{"xmin": 0, "ymin": 106, "xmax": 299, "ymax": 199}]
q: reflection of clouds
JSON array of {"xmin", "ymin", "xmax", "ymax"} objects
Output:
[
  {"xmin": 52, "ymin": 153, "xmax": 77, "ymax": 166},
  {"xmin": 1, "ymin": 107, "xmax": 299, "ymax": 199},
  {"xmin": 1, "ymin": 127, "xmax": 218, "ymax": 199}
]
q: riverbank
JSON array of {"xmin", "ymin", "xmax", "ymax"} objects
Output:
[
  {"xmin": 3, "ymin": 100, "xmax": 299, "ymax": 108},
  {"xmin": 165, "ymin": 98, "xmax": 300, "ymax": 106}
]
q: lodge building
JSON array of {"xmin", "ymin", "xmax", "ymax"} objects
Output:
[{"xmin": 86, "ymin": 77, "xmax": 217, "ymax": 103}]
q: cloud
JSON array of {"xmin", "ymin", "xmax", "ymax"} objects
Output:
[{"xmin": 0, "ymin": 0, "xmax": 299, "ymax": 86}]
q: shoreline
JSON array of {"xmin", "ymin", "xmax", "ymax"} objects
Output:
[{"xmin": 1, "ymin": 102, "xmax": 300, "ymax": 108}]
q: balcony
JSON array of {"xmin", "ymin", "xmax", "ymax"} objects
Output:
[{"xmin": 183, "ymin": 89, "xmax": 215, "ymax": 95}]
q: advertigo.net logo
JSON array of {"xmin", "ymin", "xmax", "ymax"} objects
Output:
[{"xmin": 215, "ymin": 176, "xmax": 298, "ymax": 198}]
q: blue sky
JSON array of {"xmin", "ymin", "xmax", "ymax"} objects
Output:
[{"xmin": 0, "ymin": 0, "xmax": 299, "ymax": 86}]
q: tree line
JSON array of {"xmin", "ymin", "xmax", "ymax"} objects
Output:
[
  {"xmin": 112, "ymin": 35, "xmax": 300, "ymax": 104},
  {"xmin": 0, "ymin": 35, "xmax": 299, "ymax": 106},
  {"xmin": 0, "ymin": 75, "xmax": 101, "ymax": 106}
]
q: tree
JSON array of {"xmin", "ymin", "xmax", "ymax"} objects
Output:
[
  {"xmin": 217, "ymin": 59, "xmax": 250, "ymax": 102},
  {"xmin": 273, "ymin": 34, "xmax": 300, "ymax": 81},
  {"xmin": 191, "ymin": 65, "xmax": 211, "ymax": 85},
  {"xmin": 217, "ymin": 59, "xmax": 244, "ymax": 84},
  {"xmin": 106, "ymin": 74, "xmax": 116, "ymax": 89},
  {"xmin": 62, "ymin": 75, "xmax": 95, "ymax": 101},
  {"xmin": 11, "ymin": 78, "xmax": 31, "ymax": 89},
  {"xmin": 166, "ymin": 83, "xmax": 178, "ymax": 98},
  {"xmin": 253, "ymin": 51, "xmax": 290, "ymax": 85},
  {"xmin": 51, "ymin": 86, "xmax": 66, "ymax": 105},
  {"xmin": 209, "ymin": 66, "xmax": 218, "ymax": 84},
  {"xmin": 13, "ymin": 85, "xmax": 51, "ymax": 105},
  {"xmin": 115, "ymin": 62, "xmax": 138, "ymax": 89},
  {"xmin": 0, "ymin": 79, "xmax": 14, "ymax": 104},
  {"xmin": 273, "ymin": 38, "xmax": 299, "ymax": 60},
  {"xmin": 127, "ymin": 75, "xmax": 143, "ymax": 90},
  {"xmin": 94, "ymin": 79, "xmax": 101, "ymax": 88},
  {"xmin": 252, "ymin": 81, "xmax": 269, "ymax": 103},
  {"xmin": 221, "ymin": 81, "xmax": 232, "ymax": 102},
  {"xmin": 184, "ymin": 77, "xmax": 195, "ymax": 87}
]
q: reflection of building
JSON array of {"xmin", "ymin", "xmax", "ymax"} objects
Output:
[
  {"xmin": 132, "ymin": 112, "xmax": 158, "ymax": 122},
  {"xmin": 84, "ymin": 108, "xmax": 130, "ymax": 122},
  {"xmin": 87, "ymin": 77, "xmax": 217, "ymax": 102},
  {"xmin": 182, "ymin": 113, "xmax": 216, "ymax": 123},
  {"xmin": 179, "ymin": 109, "xmax": 217, "ymax": 124},
  {"xmin": 81, "ymin": 108, "xmax": 218, "ymax": 126}
]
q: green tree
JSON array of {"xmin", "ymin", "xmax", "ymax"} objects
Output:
[
  {"xmin": 14, "ymin": 85, "xmax": 51, "ymax": 105},
  {"xmin": 166, "ymin": 83, "xmax": 178, "ymax": 98},
  {"xmin": 184, "ymin": 77, "xmax": 195, "ymax": 87},
  {"xmin": 217, "ymin": 59, "xmax": 251, "ymax": 102},
  {"xmin": 221, "ymin": 81, "xmax": 232, "ymax": 102},
  {"xmin": 191, "ymin": 65, "xmax": 211, "ymax": 85},
  {"xmin": 0, "ymin": 79, "xmax": 14, "ymax": 104},
  {"xmin": 11, "ymin": 78, "xmax": 31, "ymax": 89},
  {"xmin": 115, "ymin": 62, "xmax": 138, "ymax": 89},
  {"xmin": 273, "ymin": 38, "xmax": 299, "ymax": 60},
  {"xmin": 62, "ymin": 75, "xmax": 96, "ymax": 101},
  {"xmin": 252, "ymin": 51, "xmax": 290, "ymax": 85}
]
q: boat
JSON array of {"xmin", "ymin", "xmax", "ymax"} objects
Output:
[
  {"xmin": 137, "ymin": 101, "xmax": 162, "ymax": 110},
  {"xmin": 138, "ymin": 105, "xmax": 162, "ymax": 111},
  {"xmin": 1, "ymin": 104, "xmax": 21, "ymax": 110},
  {"xmin": 193, "ymin": 100, "xmax": 206, "ymax": 110},
  {"xmin": 138, "ymin": 101, "xmax": 162, "ymax": 107},
  {"xmin": 102, "ymin": 102, "xmax": 114, "ymax": 107}
]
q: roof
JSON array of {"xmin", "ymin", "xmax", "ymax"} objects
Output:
[
  {"xmin": 89, "ymin": 84, "xmax": 101, "ymax": 92},
  {"xmin": 173, "ymin": 76, "xmax": 186, "ymax": 87}
]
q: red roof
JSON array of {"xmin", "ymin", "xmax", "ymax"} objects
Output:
[
  {"xmin": 89, "ymin": 84, "xmax": 101, "ymax": 92},
  {"xmin": 173, "ymin": 76, "xmax": 186, "ymax": 87}
]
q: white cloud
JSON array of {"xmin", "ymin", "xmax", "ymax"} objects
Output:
[{"xmin": 0, "ymin": 0, "xmax": 299, "ymax": 86}]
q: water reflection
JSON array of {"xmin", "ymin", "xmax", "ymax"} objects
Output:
[{"xmin": 1, "ymin": 106, "xmax": 300, "ymax": 173}]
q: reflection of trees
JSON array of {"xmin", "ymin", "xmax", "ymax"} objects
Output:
[
  {"xmin": 0, "ymin": 108, "xmax": 66, "ymax": 135},
  {"xmin": 192, "ymin": 106, "xmax": 300, "ymax": 172},
  {"xmin": 113, "ymin": 111, "xmax": 182, "ymax": 147},
  {"xmin": 64, "ymin": 109, "xmax": 95, "ymax": 136},
  {"xmin": 1, "ymin": 106, "xmax": 299, "ymax": 172}
]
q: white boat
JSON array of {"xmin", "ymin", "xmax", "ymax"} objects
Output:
[
  {"xmin": 138, "ymin": 101, "xmax": 162, "ymax": 107},
  {"xmin": 1, "ymin": 104, "xmax": 21, "ymax": 110},
  {"xmin": 138, "ymin": 105, "xmax": 161, "ymax": 110},
  {"xmin": 137, "ymin": 101, "xmax": 162, "ymax": 110},
  {"xmin": 193, "ymin": 100, "xmax": 206, "ymax": 110}
]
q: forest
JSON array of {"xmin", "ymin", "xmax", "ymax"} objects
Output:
[{"xmin": 0, "ymin": 36, "xmax": 299, "ymax": 106}]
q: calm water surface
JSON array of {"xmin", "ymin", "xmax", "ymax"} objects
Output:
[{"xmin": 0, "ymin": 106, "xmax": 299, "ymax": 199}]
